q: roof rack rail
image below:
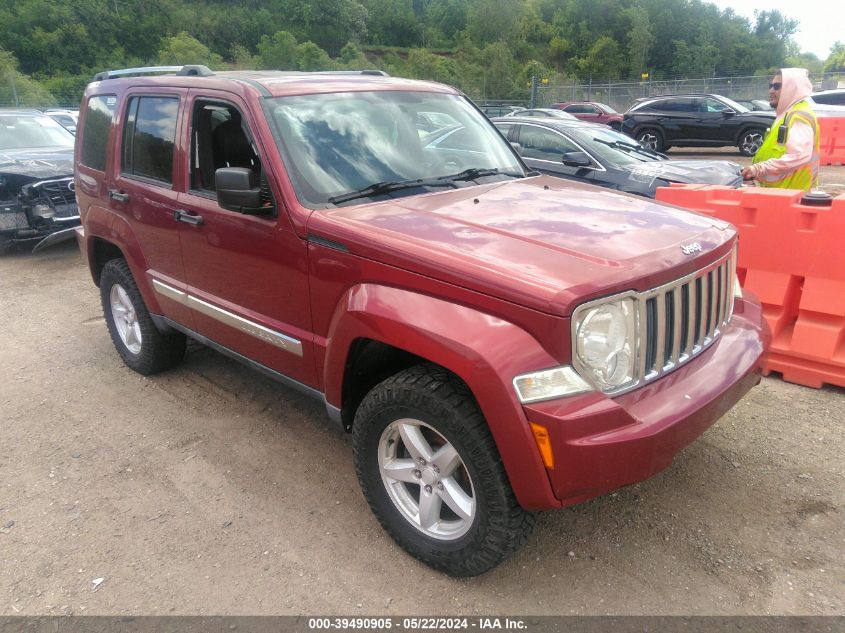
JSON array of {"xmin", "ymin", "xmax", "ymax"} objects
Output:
[
  {"xmin": 312, "ymin": 70, "xmax": 390, "ymax": 77},
  {"xmin": 93, "ymin": 65, "xmax": 214, "ymax": 81}
]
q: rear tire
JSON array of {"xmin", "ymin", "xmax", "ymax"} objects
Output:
[
  {"xmin": 352, "ymin": 364, "xmax": 535, "ymax": 576},
  {"xmin": 738, "ymin": 129, "xmax": 764, "ymax": 156},
  {"xmin": 636, "ymin": 128, "xmax": 665, "ymax": 153},
  {"xmin": 100, "ymin": 258, "xmax": 186, "ymax": 375}
]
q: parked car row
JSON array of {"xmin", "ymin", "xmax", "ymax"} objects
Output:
[
  {"xmin": 491, "ymin": 116, "xmax": 741, "ymax": 198},
  {"xmin": 478, "ymin": 87, "xmax": 844, "ymax": 155}
]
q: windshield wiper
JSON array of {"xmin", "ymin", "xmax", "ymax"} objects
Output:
[
  {"xmin": 328, "ymin": 178, "xmax": 459, "ymax": 204},
  {"xmin": 328, "ymin": 168, "xmax": 522, "ymax": 205},
  {"xmin": 436, "ymin": 167, "xmax": 522, "ymax": 182},
  {"xmin": 592, "ymin": 137, "xmax": 660, "ymax": 158}
]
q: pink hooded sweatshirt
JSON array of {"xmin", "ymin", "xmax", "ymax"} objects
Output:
[{"xmin": 749, "ymin": 67, "xmax": 816, "ymax": 181}]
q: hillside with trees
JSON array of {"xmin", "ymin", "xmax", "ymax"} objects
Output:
[{"xmin": 0, "ymin": 0, "xmax": 840, "ymax": 106}]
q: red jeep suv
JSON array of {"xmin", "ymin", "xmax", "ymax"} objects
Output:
[{"xmin": 75, "ymin": 66, "xmax": 767, "ymax": 576}]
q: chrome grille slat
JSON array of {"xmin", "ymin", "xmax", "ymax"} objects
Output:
[
  {"xmin": 685, "ymin": 278, "xmax": 696, "ymax": 355},
  {"xmin": 571, "ymin": 249, "xmax": 737, "ymax": 398},
  {"xmin": 653, "ymin": 294, "xmax": 666, "ymax": 374},
  {"xmin": 699, "ymin": 273, "xmax": 708, "ymax": 345},
  {"xmin": 635, "ymin": 250, "xmax": 735, "ymax": 391},
  {"xmin": 708, "ymin": 270, "xmax": 718, "ymax": 341},
  {"xmin": 670, "ymin": 286, "xmax": 683, "ymax": 365}
]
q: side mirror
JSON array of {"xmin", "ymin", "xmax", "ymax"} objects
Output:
[
  {"xmin": 562, "ymin": 151, "xmax": 592, "ymax": 168},
  {"xmin": 215, "ymin": 167, "xmax": 271, "ymax": 215},
  {"xmin": 721, "ymin": 108, "xmax": 736, "ymax": 117},
  {"xmin": 510, "ymin": 141, "xmax": 523, "ymax": 155}
]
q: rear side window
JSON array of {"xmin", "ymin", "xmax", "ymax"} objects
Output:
[
  {"xmin": 80, "ymin": 96, "xmax": 116, "ymax": 171},
  {"xmin": 122, "ymin": 96, "xmax": 179, "ymax": 184}
]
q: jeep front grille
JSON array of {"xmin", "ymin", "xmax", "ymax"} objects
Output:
[{"xmin": 638, "ymin": 249, "xmax": 736, "ymax": 382}]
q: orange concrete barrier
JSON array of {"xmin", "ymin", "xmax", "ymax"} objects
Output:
[
  {"xmin": 656, "ymin": 185, "xmax": 845, "ymax": 389},
  {"xmin": 819, "ymin": 117, "xmax": 845, "ymax": 166}
]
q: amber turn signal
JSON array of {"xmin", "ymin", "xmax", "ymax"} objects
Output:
[{"xmin": 529, "ymin": 422, "xmax": 554, "ymax": 469}]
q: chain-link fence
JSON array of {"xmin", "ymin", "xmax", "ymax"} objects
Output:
[{"xmin": 533, "ymin": 72, "xmax": 845, "ymax": 112}]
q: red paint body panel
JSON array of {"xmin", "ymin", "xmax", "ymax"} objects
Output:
[
  {"xmin": 318, "ymin": 282, "xmax": 562, "ymax": 509},
  {"xmin": 308, "ymin": 177, "xmax": 735, "ymax": 315},
  {"xmin": 523, "ymin": 298, "xmax": 768, "ymax": 505}
]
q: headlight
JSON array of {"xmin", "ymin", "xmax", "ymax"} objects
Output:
[{"xmin": 574, "ymin": 298, "xmax": 638, "ymax": 391}]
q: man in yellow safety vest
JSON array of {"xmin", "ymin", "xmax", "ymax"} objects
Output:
[{"xmin": 741, "ymin": 68, "xmax": 820, "ymax": 191}]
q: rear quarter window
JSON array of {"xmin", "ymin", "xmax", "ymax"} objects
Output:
[
  {"xmin": 121, "ymin": 96, "xmax": 179, "ymax": 184},
  {"xmin": 80, "ymin": 96, "xmax": 116, "ymax": 171}
]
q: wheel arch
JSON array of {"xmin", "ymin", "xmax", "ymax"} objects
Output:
[{"xmin": 322, "ymin": 283, "xmax": 562, "ymax": 510}]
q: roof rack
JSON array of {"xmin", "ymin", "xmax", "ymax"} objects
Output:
[
  {"xmin": 93, "ymin": 65, "xmax": 214, "ymax": 81},
  {"xmin": 311, "ymin": 70, "xmax": 390, "ymax": 76}
]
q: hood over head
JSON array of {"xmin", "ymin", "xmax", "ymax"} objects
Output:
[{"xmin": 776, "ymin": 68, "xmax": 813, "ymax": 116}]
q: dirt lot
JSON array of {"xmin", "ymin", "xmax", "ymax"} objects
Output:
[{"xmin": 1, "ymin": 224, "xmax": 843, "ymax": 616}]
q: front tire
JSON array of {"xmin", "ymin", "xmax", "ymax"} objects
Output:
[
  {"xmin": 738, "ymin": 129, "xmax": 764, "ymax": 156},
  {"xmin": 637, "ymin": 128, "xmax": 665, "ymax": 153},
  {"xmin": 100, "ymin": 258, "xmax": 186, "ymax": 375},
  {"xmin": 352, "ymin": 364, "xmax": 535, "ymax": 577}
]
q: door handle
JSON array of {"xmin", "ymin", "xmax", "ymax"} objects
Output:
[
  {"xmin": 109, "ymin": 189, "xmax": 130, "ymax": 203},
  {"xmin": 173, "ymin": 210, "xmax": 204, "ymax": 226}
]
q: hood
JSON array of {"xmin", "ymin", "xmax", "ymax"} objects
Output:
[
  {"xmin": 0, "ymin": 147, "xmax": 74, "ymax": 180},
  {"xmin": 620, "ymin": 159, "xmax": 742, "ymax": 187},
  {"xmin": 777, "ymin": 68, "xmax": 813, "ymax": 116},
  {"xmin": 307, "ymin": 176, "xmax": 736, "ymax": 316}
]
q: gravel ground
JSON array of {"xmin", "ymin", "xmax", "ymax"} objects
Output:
[{"xmin": 0, "ymin": 180, "xmax": 843, "ymax": 616}]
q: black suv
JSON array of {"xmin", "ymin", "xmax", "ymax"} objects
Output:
[{"xmin": 622, "ymin": 94, "xmax": 775, "ymax": 156}]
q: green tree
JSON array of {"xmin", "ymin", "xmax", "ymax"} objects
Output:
[
  {"xmin": 576, "ymin": 36, "xmax": 624, "ymax": 81},
  {"xmin": 158, "ymin": 32, "xmax": 223, "ymax": 67},
  {"xmin": 0, "ymin": 48, "xmax": 55, "ymax": 107},
  {"xmin": 280, "ymin": 0, "xmax": 368, "ymax": 57},
  {"xmin": 753, "ymin": 10, "xmax": 799, "ymax": 72},
  {"xmin": 624, "ymin": 6, "xmax": 653, "ymax": 79},
  {"xmin": 230, "ymin": 43, "xmax": 259, "ymax": 70},
  {"xmin": 362, "ymin": 0, "xmax": 422, "ymax": 47},
  {"xmin": 824, "ymin": 42, "xmax": 845, "ymax": 72},
  {"xmin": 257, "ymin": 31, "xmax": 299, "ymax": 70},
  {"xmin": 424, "ymin": 0, "xmax": 468, "ymax": 45},
  {"xmin": 296, "ymin": 42, "xmax": 333, "ymax": 72},
  {"xmin": 466, "ymin": 0, "xmax": 524, "ymax": 46}
]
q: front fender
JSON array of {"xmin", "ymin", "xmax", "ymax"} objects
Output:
[{"xmin": 323, "ymin": 284, "xmax": 563, "ymax": 510}]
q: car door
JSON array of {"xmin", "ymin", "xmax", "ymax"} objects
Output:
[
  {"xmin": 111, "ymin": 89, "xmax": 195, "ymax": 328},
  {"xmin": 655, "ymin": 98, "xmax": 697, "ymax": 144},
  {"xmin": 174, "ymin": 89, "xmax": 315, "ymax": 387},
  {"xmin": 690, "ymin": 97, "xmax": 733, "ymax": 144},
  {"xmin": 513, "ymin": 123, "xmax": 603, "ymax": 186},
  {"xmin": 567, "ymin": 104, "xmax": 602, "ymax": 124}
]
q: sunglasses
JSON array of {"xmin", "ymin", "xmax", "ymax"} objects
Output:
[{"xmin": 769, "ymin": 82, "xmax": 782, "ymax": 90}]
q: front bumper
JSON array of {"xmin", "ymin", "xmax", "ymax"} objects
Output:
[{"xmin": 522, "ymin": 295, "xmax": 768, "ymax": 507}]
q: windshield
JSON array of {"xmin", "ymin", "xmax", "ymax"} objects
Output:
[
  {"xmin": 595, "ymin": 103, "xmax": 617, "ymax": 113},
  {"xmin": 265, "ymin": 91, "xmax": 524, "ymax": 207},
  {"xmin": 567, "ymin": 126, "xmax": 663, "ymax": 166},
  {"xmin": 0, "ymin": 115, "xmax": 75, "ymax": 150}
]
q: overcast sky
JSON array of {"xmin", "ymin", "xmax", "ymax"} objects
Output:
[{"xmin": 706, "ymin": 0, "xmax": 843, "ymax": 60}]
